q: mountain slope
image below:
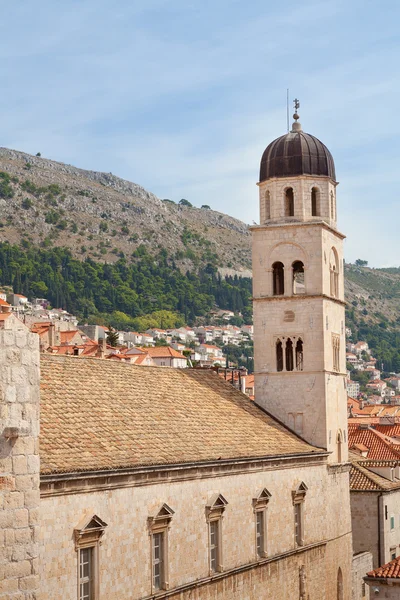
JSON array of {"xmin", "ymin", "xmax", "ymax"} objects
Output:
[{"xmin": 0, "ymin": 148, "xmax": 251, "ymax": 274}]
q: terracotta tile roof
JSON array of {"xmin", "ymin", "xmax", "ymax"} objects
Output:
[
  {"xmin": 348, "ymin": 424, "xmax": 400, "ymax": 460},
  {"xmin": 367, "ymin": 555, "xmax": 400, "ymax": 579},
  {"xmin": 60, "ymin": 330, "xmax": 79, "ymax": 343},
  {"xmin": 350, "ymin": 459, "xmax": 400, "ymax": 492},
  {"xmin": 39, "ymin": 355, "xmax": 321, "ymax": 475},
  {"xmin": 350, "ymin": 464, "xmax": 382, "ymax": 491},
  {"xmin": 375, "ymin": 424, "xmax": 400, "ymax": 437},
  {"xmin": 139, "ymin": 347, "xmax": 186, "ymax": 359}
]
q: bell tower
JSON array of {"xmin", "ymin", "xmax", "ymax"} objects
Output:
[{"xmin": 251, "ymin": 102, "xmax": 347, "ymax": 463}]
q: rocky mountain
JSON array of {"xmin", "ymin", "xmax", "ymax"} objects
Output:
[
  {"xmin": 1, "ymin": 147, "xmax": 400, "ymax": 330},
  {"xmin": 0, "ymin": 148, "xmax": 252, "ymax": 274}
]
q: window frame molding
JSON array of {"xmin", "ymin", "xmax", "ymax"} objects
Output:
[
  {"xmin": 148, "ymin": 503, "xmax": 175, "ymax": 593},
  {"xmin": 252, "ymin": 488, "xmax": 271, "ymax": 559},
  {"xmin": 206, "ymin": 493, "xmax": 228, "ymax": 575},
  {"xmin": 74, "ymin": 514, "xmax": 107, "ymax": 600},
  {"xmin": 292, "ymin": 482, "xmax": 307, "ymax": 548}
]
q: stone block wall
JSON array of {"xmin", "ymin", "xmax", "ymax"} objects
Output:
[
  {"xmin": 0, "ymin": 315, "xmax": 40, "ymax": 599},
  {"xmin": 352, "ymin": 552, "xmax": 372, "ymax": 600}
]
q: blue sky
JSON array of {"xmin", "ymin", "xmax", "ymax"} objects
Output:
[{"xmin": 1, "ymin": 0, "xmax": 399, "ymax": 266}]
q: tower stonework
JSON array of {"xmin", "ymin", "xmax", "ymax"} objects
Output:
[
  {"xmin": 252, "ymin": 110, "xmax": 348, "ymax": 464},
  {"xmin": 0, "ymin": 314, "xmax": 40, "ymax": 599}
]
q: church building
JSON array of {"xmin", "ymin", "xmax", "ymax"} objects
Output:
[{"xmin": 0, "ymin": 106, "xmax": 352, "ymax": 600}]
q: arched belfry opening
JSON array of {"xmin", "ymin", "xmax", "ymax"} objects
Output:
[
  {"xmin": 311, "ymin": 187, "xmax": 320, "ymax": 216},
  {"xmin": 285, "ymin": 338, "xmax": 294, "ymax": 371},
  {"xmin": 284, "ymin": 188, "xmax": 294, "ymax": 217},
  {"xmin": 264, "ymin": 190, "xmax": 271, "ymax": 221},
  {"xmin": 276, "ymin": 339, "xmax": 283, "ymax": 372},
  {"xmin": 292, "ymin": 261, "xmax": 305, "ymax": 295},
  {"xmin": 295, "ymin": 339, "xmax": 303, "ymax": 371},
  {"xmin": 272, "ymin": 262, "xmax": 284, "ymax": 296}
]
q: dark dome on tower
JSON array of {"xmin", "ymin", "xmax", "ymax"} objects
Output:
[{"xmin": 259, "ymin": 111, "xmax": 336, "ymax": 183}]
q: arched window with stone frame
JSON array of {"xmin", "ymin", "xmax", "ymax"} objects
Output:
[
  {"xmin": 276, "ymin": 339, "xmax": 284, "ymax": 372},
  {"xmin": 295, "ymin": 338, "xmax": 303, "ymax": 371},
  {"xmin": 285, "ymin": 338, "xmax": 294, "ymax": 371},
  {"xmin": 329, "ymin": 248, "xmax": 339, "ymax": 298},
  {"xmin": 264, "ymin": 190, "xmax": 271, "ymax": 221},
  {"xmin": 311, "ymin": 187, "xmax": 320, "ymax": 216},
  {"xmin": 337, "ymin": 567, "xmax": 343, "ymax": 600},
  {"xmin": 292, "ymin": 261, "xmax": 305, "ymax": 295},
  {"xmin": 284, "ymin": 187, "xmax": 294, "ymax": 217},
  {"xmin": 272, "ymin": 262, "xmax": 284, "ymax": 296}
]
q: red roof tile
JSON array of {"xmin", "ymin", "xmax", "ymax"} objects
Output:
[{"xmin": 367, "ymin": 555, "xmax": 400, "ymax": 579}]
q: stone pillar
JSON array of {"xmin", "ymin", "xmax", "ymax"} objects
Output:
[{"xmin": 0, "ymin": 315, "xmax": 40, "ymax": 599}]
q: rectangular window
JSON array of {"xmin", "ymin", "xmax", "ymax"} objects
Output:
[
  {"xmin": 294, "ymin": 503, "xmax": 303, "ymax": 546},
  {"xmin": 209, "ymin": 520, "xmax": 219, "ymax": 572},
  {"xmin": 79, "ymin": 547, "xmax": 93, "ymax": 600},
  {"xmin": 391, "ymin": 547, "xmax": 396, "ymax": 560},
  {"xmin": 332, "ymin": 334, "xmax": 340, "ymax": 372},
  {"xmin": 391, "ymin": 516, "xmax": 395, "ymax": 531},
  {"xmin": 256, "ymin": 511, "xmax": 265, "ymax": 557},
  {"xmin": 152, "ymin": 532, "xmax": 164, "ymax": 590}
]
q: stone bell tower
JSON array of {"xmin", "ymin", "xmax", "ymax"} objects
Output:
[{"xmin": 251, "ymin": 101, "xmax": 347, "ymax": 463}]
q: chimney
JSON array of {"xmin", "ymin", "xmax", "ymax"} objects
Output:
[
  {"xmin": 48, "ymin": 322, "xmax": 55, "ymax": 347},
  {"xmin": 99, "ymin": 337, "xmax": 106, "ymax": 359}
]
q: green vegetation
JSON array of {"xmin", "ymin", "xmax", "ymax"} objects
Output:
[
  {"xmin": 0, "ymin": 243, "xmax": 252, "ymax": 327},
  {"xmin": 0, "ymin": 172, "xmax": 15, "ymax": 199},
  {"xmin": 179, "ymin": 199, "xmax": 192, "ymax": 207}
]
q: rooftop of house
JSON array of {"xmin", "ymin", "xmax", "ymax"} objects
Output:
[
  {"xmin": 138, "ymin": 346, "xmax": 186, "ymax": 359},
  {"xmin": 349, "ymin": 452, "xmax": 400, "ymax": 492},
  {"xmin": 39, "ymin": 355, "xmax": 322, "ymax": 475},
  {"xmin": 367, "ymin": 555, "xmax": 400, "ymax": 579},
  {"xmin": 348, "ymin": 423, "xmax": 400, "ymax": 461}
]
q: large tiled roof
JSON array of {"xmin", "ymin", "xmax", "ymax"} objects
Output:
[
  {"xmin": 348, "ymin": 424, "xmax": 400, "ymax": 461},
  {"xmin": 39, "ymin": 355, "xmax": 321, "ymax": 475},
  {"xmin": 367, "ymin": 555, "xmax": 400, "ymax": 579},
  {"xmin": 350, "ymin": 464, "xmax": 382, "ymax": 491}
]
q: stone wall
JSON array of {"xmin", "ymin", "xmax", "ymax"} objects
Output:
[
  {"xmin": 0, "ymin": 315, "xmax": 40, "ymax": 599},
  {"xmin": 252, "ymin": 221, "xmax": 347, "ymax": 458},
  {"xmin": 351, "ymin": 490, "xmax": 400, "ymax": 568},
  {"xmin": 39, "ymin": 458, "xmax": 352, "ymax": 600},
  {"xmin": 352, "ymin": 552, "xmax": 372, "ymax": 600}
]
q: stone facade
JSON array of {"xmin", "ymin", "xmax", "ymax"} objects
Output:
[
  {"xmin": 39, "ymin": 458, "xmax": 352, "ymax": 600},
  {"xmin": 352, "ymin": 552, "xmax": 372, "ymax": 600},
  {"xmin": 351, "ymin": 489, "xmax": 400, "ymax": 567},
  {"xmin": 0, "ymin": 315, "xmax": 40, "ymax": 599},
  {"xmin": 252, "ymin": 192, "xmax": 347, "ymax": 460}
]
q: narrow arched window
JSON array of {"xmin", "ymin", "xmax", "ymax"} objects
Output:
[
  {"xmin": 276, "ymin": 340, "xmax": 283, "ymax": 372},
  {"xmin": 264, "ymin": 190, "xmax": 271, "ymax": 221},
  {"xmin": 337, "ymin": 568, "xmax": 343, "ymax": 600},
  {"xmin": 330, "ymin": 191, "xmax": 335, "ymax": 220},
  {"xmin": 330, "ymin": 248, "xmax": 339, "ymax": 297},
  {"xmin": 292, "ymin": 261, "xmax": 305, "ymax": 295},
  {"xmin": 311, "ymin": 187, "xmax": 319, "ymax": 216},
  {"xmin": 295, "ymin": 339, "xmax": 303, "ymax": 371},
  {"xmin": 272, "ymin": 262, "xmax": 284, "ymax": 296},
  {"xmin": 285, "ymin": 188, "xmax": 294, "ymax": 217},
  {"xmin": 285, "ymin": 338, "xmax": 294, "ymax": 372}
]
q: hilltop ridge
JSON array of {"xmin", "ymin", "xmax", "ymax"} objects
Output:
[{"xmin": 0, "ymin": 147, "xmax": 252, "ymax": 274}]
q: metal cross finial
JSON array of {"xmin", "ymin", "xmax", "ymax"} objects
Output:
[{"xmin": 294, "ymin": 98, "xmax": 300, "ymax": 112}]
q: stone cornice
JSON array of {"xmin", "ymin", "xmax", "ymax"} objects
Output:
[
  {"xmin": 251, "ymin": 293, "xmax": 347, "ymax": 307},
  {"xmin": 40, "ymin": 452, "xmax": 329, "ymax": 497},
  {"xmin": 249, "ymin": 220, "xmax": 346, "ymax": 240},
  {"xmin": 253, "ymin": 370, "xmax": 348, "ymax": 377}
]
